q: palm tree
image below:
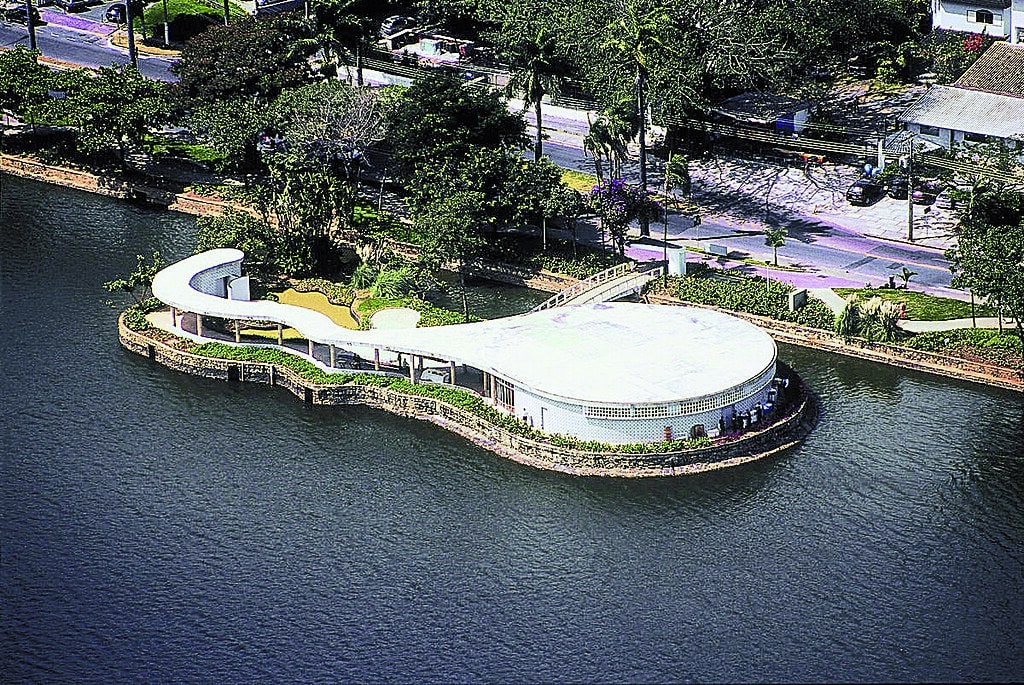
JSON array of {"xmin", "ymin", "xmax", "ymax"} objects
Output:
[
  {"xmin": 602, "ymin": 0, "xmax": 673, "ymax": 236},
  {"xmin": 899, "ymin": 266, "xmax": 918, "ymax": 289},
  {"xmin": 304, "ymin": 0, "xmax": 373, "ymax": 84},
  {"xmin": 505, "ymin": 28, "xmax": 572, "ymax": 162},
  {"xmin": 764, "ymin": 226, "xmax": 787, "ymax": 267}
]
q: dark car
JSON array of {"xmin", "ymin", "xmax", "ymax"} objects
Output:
[
  {"xmin": 380, "ymin": 15, "xmax": 411, "ymax": 36},
  {"xmin": 54, "ymin": 0, "xmax": 92, "ymax": 11},
  {"xmin": 912, "ymin": 180, "xmax": 942, "ymax": 205},
  {"xmin": 3, "ymin": 5, "xmax": 42, "ymax": 22},
  {"xmin": 104, "ymin": 0, "xmax": 143, "ymax": 22},
  {"xmin": 887, "ymin": 175, "xmax": 909, "ymax": 199},
  {"xmin": 846, "ymin": 178, "xmax": 886, "ymax": 206}
]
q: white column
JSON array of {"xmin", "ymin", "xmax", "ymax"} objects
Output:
[
  {"xmin": 450, "ymin": 361, "xmax": 457, "ymax": 384},
  {"xmin": 330, "ymin": 345, "xmax": 336, "ymax": 368},
  {"xmin": 234, "ymin": 321, "xmax": 241, "ymax": 343},
  {"xmin": 196, "ymin": 314, "xmax": 204, "ymax": 337},
  {"xmin": 276, "ymin": 324, "xmax": 283, "ymax": 346},
  {"xmin": 308, "ymin": 339, "xmax": 314, "ymax": 357},
  {"xmin": 374, "ymin": 348, "xmax": 380, "ymax": 370},
  {"xmin": 409, "ymin": 356, "xmax": 416, "ymax": 383},
  {"xmin": 170, "ymin": 307, "xmax": 177, "ymax": 327}
]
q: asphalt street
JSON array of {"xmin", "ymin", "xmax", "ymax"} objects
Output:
[{"xmin": 0, "ymin": 13, "xmax": 177, "ymax": 80}]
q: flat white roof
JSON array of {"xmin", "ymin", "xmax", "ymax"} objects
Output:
[{"xmin": 153, "ymin": 250, "xmax": 777, "ymax": 406}]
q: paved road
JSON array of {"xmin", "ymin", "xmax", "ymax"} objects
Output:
[{"xmin": 0, "ymin": 16, "xmax": 177, "ymax": 80}]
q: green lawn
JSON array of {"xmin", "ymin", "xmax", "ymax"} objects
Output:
[
  {"xmin": 240, "ymin": 288, "xmax": 358, "ymax": 340},
  {"xmin": 834, "ymin": 287, "xmax": 994, "ymax": 321}
]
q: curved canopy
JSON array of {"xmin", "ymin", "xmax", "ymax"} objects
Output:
[{"xmin": 153, "ymin": 249, "xmax": 777, "ymax": 405}]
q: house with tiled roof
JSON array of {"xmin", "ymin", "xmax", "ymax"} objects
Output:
[
  {"xmin": 932, "ymin": 0, "xmax": 1024, "ymax": 44},
  {"xmin": 898, "ymin": 41, "xmax": 1024, "ymax": 151}
]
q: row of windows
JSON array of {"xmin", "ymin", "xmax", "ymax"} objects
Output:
[{"xmin": 581, "ymin": 366, "xmax": 776, "ymax": 420}]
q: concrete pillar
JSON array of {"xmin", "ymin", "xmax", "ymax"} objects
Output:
[
  {"xmin": 450, "ymin": 361, "xmax": 457, "ymax": 384},
  {"xmin": 490, "ymin": 374, "xmax": 496, "ymax": 400},
  {"xmin": 374, "ymin": 348, "xmax": 380, "ymax": 370},
  {"xmin": 170, "ymin": 307, "xmax": 177, "ymax": 327},
  {"xmin": 329, "ymin": 345, "xmax": 336, "ymax": 368},
  {"xmin": 276, "ymin": 324, "xmax": 283, "ymax": 346},
  {"xmin": 234, "ymin": 321, "xmax": 241, "ymax": 343},
  {"xmin": 196, "ymin": 314, "xmax": 204, "ymax": 337},
  {"xmin": 409, "ymin": 356, "xmax": 416, "ymax": 383},
  {"xmin": 308, "ymin": 340, "xmax": 314, "ymax": 358}
]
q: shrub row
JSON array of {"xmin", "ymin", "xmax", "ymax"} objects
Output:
[
  {"xmin": 657, "ymin": 271, "xmax": 836, "ymax": 330},
  {"xmin": 356, "ymin": 295, "xmax": 474, "ymax": 330},
  {"xmin": 292, "ymin": 277, "xmax": 355, "ymax": 306}
]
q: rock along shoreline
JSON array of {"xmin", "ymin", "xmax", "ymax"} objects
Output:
[{"xmin": 119, "ymin": 312, "xmax": 818, "ymax": 478}]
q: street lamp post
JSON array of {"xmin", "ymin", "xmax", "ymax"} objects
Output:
[
  {"xmin": 906, "ymin": 144, "xmax": 914, "ymax": 242},
  {"xmin": 25, "ymin": 0, "xmax": 37, "ymax": 51},
  {"xmin": 125, "ymin": 0, "xmax": 138, "ymax": 68},
  {"xmin": 163, "ymin": 0, "xmax": 169, "ymax": 47}
]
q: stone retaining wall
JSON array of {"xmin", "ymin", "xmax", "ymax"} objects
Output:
[
  {"xmin": 647, "ymin": 293, "xmax": 1024, "ymax": 393},
  {"xmin": 119, "ymin": 315, "xmax": 815, "ymax": 477},
  {"xmin": 0, "ymin": 154, "xmax": 176, "ymax": 206}
]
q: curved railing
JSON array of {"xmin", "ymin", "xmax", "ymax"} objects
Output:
[{"xmin": 530, "ymin": 261, "xmax": 665, "ymax": 312}]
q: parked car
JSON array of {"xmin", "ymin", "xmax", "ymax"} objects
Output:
[
  {"xmin": 54, "ymin": 0, "xmax": 93, "ymax": 11},
  {"xmin": 253, "ymin": 0, "xmax": 303, "ymax": 16},
  {"xmin": 380, "ymin": 14, "xmax": 412, "ymax": 36},
  {"xmin": 887, "ymin": 175, "xmax": 909, "ymax": 199},
  {"xmin": 912, "ymin": 180, "xmax": 942, "ymax": 205},
  {"xmin": 103, "ymin": 0, "xmax": 142, "ymax": 23},
  {"xmin": 2, "ymin": 5, "xmax": 41, "ymax": 23},
  {"xmin": 846, "ymin": 178, "xmax": 886, "ymax": 206}
]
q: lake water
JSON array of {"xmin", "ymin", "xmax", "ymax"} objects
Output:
[{"xmin": 2, "ymin": 175, "xmax": 1023, "ymax": 682}]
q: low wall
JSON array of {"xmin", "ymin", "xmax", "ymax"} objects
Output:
[
  {"xmin": 647, "ymin": 293, "xmax": 1024, "ymax": 393},
  {"xmin": 119, "ymin": 314, "xmax": 815, "ymax": 478},
  {"xmin": 0, "ymin": 154, "xmax": 176, "ymax": 206}
]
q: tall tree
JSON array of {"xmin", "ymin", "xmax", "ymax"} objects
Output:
[
  {"xmin": 384, "ymin": 71, "xmax": 526, "ymax": 183},
  {"xmin": 0, "ymin": 47, "xmax": 49, "ymax": 124},
  {"xmin": 414, "ymin": 190, "xmax": 488, "ymax": 321},
  {"xmin": 945, "ymin": 188, "xmax": 1024, "ymax": 349},
  {"xmin": 171, "ymin": 15, "xmax": 314, "ymax": 104},
  {"xmin": 503, "ymin": 27, "xmax": 573, "ymax": 161},
  {"xmin": 43, "ymin": 65, "xmax": 171, "ymax": 166}
]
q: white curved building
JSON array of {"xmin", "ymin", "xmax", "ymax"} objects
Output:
[{"xmin": 152, "ymin": 249, "xmax": 779, "ymax": 444}]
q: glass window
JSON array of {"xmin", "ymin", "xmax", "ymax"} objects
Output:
[
  {"xmin": 974, "ymin": 9, "xmax": 994, "ymax": 24},
  {"xmin": 919, "ymin": 125, "xmax": 940, "ymax": 137}
]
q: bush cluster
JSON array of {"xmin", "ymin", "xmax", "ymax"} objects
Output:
[
  {"xmin": 293, "ymin": 278, "xmax": 355, "ymax": 306},
  {"xmin": 663, "ymin": 271, "xmax": 836, "ymax": 330}
]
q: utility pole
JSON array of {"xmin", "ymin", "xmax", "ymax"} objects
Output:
[
  {"xmin": 637, "ymin": 69, "xmax": 649, "ymax": 237},
  {"xmin": 163, "ymin": 0, "xmax": 169, "ymax": 47},
  {"xmin": 125, "ymin": 0, "xmax": 138, "ymax": 69},
  {"xmin": 906, "ymin": 143, "xmax": 914, "ymax": 242},
  {"xmin": 25, "ymin": 0, "xmax": 37, "ymax": 51}
]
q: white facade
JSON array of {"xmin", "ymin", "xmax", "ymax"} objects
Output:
[
  {"xmin": 932, "ymin": 0, "xmax": 1024, "ymax": 43},
  {"xmin": 153, "ymin": 250, "xmax": 784, "ymax": 446}
]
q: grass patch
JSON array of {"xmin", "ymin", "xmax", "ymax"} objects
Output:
[
  {"xmin": 356, "ymin": 295, "xmax": 474, "ymax": 329},
  {"xmin": 833, "ymin": 287, "xmax": 994, "ymax": 321},
  {"xmin": 561, "ymin": 169, "xmax": 598, "ymax": 193},
  {"xmin": 902, "ymin": 328, "xmax": 1022, "ymax": 367}
]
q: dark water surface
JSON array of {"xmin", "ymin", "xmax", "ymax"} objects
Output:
[{"xmin": 2, "ymin": 175, "xmax": 1023, "ymax": 683}]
